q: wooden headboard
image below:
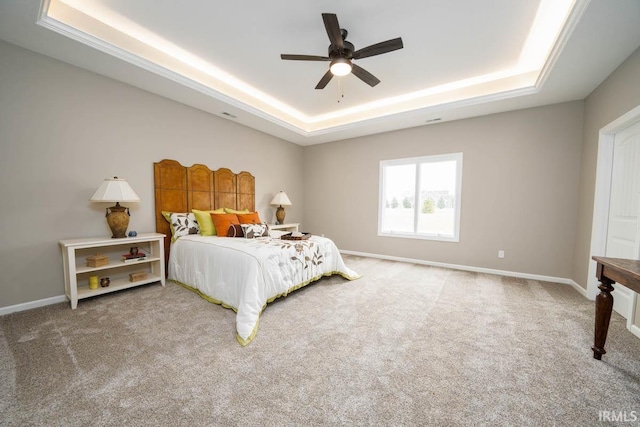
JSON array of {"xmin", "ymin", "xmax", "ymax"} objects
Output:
[{"xmin": 154, "ymin": 159, "xmax": 255, "ymax": 268}]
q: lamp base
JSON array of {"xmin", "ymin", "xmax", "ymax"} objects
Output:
[
  {"xmin": 275, "ymin": 206, "xmax": 285, "ymax": 224},
  {"xmin": 106, "ymin": 203, "xmax": 130, "ymax": 238}
]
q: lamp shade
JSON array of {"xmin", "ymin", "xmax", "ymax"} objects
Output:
[
  {"xmin": 270, "ymin": 191, "xmax": 292, "ymax": 206},
  {"xmin": 90, "ymin": 177, "xmax": 140, "ymax": 202}
]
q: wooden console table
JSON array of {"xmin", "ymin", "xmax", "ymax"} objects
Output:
[{"xmin": 591, "ymin": 256, "xmax": 640, "ymax": 360}]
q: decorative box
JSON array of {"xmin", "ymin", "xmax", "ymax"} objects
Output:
[
  {"xmin": 129, "ymin": 271, "xmax": 148, "ymax": 282},
  {"xmin": 86, "ymin": 254, "xmax": 109, "ymax": 268}
]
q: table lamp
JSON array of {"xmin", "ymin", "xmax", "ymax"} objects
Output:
[
  {"xmin": 90, "ymin": 177, "xmax": 140, "ymax": 238},
  {"xmin": 270, "ymin": 191, "xmax": 292, "ymax": 224}
]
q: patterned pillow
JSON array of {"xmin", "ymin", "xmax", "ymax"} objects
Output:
[
  {"xmin": 227, "ymin": 224, "xmax": 244, "ymax": 238},
  {"xmin": 162, "ymin": 211, "xmax": 200, "ymax": 242},
  {"xmin": 241, "ymin": 223, "xmax": 269, "ymax": 239}
]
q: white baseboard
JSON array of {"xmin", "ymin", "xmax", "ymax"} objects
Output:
[
  {"xmin": 627, "ymin": 293, "xmax": 639, "ymax": 336},
  {"xmin": 612, "ymin": 285, "xmax": 635, "ymax": 320},
  {"xmin": 567, "ymin": 279, "xmax": 588, "ymax": 298},
  {"xmin": 0, "ymin": 295, "xmax": 67, "ymax": 316},
  {"xmin": 340, "ymin": 249, "xmax": 578, "ymax": 287},
  {"xmin": 0, "ymin": 254, "xmax": 606, "ymax": 317}
]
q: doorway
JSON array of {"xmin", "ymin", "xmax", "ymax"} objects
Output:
[{"xmin": 589, "ymin": 104, "xmax": 640, "ymax": 338}]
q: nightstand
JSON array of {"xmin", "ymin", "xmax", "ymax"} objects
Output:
[
  {"xmin": 59, "ymin": 233, "xmax": 165, "ymax": 309},
  {"xmin": 268, "ymin": 223, "xmax": 299, "ymax": 232}
]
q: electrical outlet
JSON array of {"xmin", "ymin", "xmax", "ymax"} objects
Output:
[{"xmin": 498, "ymin": 250, "xmax": 505, "ymax": 259}]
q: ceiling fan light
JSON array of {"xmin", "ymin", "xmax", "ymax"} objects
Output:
[{"xmin": 330, "ymin": 58, "xmax": 352, "ymax": 76}]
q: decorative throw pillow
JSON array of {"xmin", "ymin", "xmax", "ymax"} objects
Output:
[
  {"xmin": 241, "ymin": 223, "xmax": 269, "ymax": 239},
  {"xmin": 227, "ymin": 224, "xmax": 244, "ymax": 237},
  {"xmin": 192, "ymin": 208, "xmax": 225, "ymax": 236},
  {"xmin": 224, "ymin": 208, "xmax": 250, "ymax": 214},
  {"xmin": 237, "ymin": 212, "xmax": 262, "ymax": 224},
  {"xmin": 210, "ymin": 213, "xmax": 240, "ymax": 237},
  {"xmin": 162, "ymin": 211, "xmax": 200, "ymax": 242}
]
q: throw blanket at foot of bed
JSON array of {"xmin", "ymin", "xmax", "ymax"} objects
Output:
[{"xmin": 168, "ymin": 235, "xmax": 360, "ymax": 345}]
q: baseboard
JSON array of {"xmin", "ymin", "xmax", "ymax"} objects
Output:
[
  {"xmin": 340, "ymin": 250, "xmax": 576, "ymax": 286},
  {"xmin": 626, "ymin": 292, "xmax": 638, "ymax": 331},
  {"xmin": 0, "ymin": 295, "xmax": 67, "ymax": 316},
  {"xmin": 568, "ymin": 279, "xmax": 588, "ymax": 298},
  {"xmin": 612, "ymin": 285, "xmax": 634, "ymax": 321},
  {"xmin": 628, "ymin": 283, "xmax": 640, "ymax": 337},
  {"xmin": 0, "ymin": 254, "xmax": 593, "ymax": 315}
]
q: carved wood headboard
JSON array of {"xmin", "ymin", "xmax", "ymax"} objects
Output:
[{"xmin": 154, "ymin": 159, "xmax": 255, "ymax": 269}]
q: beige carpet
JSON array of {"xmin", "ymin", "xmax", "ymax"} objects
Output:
[{"xmin": 1, "ymin": 255, "xmax": 639, "ymax": 426}]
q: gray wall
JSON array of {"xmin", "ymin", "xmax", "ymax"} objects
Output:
[
  {"xmin": 2, "ymin": 37, "xmax": 640, "ymax": 310},
  {"xmin": 302, "ymin": 102, "xmax": 584, "ymax": 279},
  {"xmin": 572, "ymin": 46, "xmax": 640, "ymax": 289},
  {"xmin": 0, "ymin": 40, "xmax": 303, "ymax": 307}
]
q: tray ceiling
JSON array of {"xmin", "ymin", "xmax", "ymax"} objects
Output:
[{"xmin": 1, "ymin": 0, "xmax": 639, "ymax": 145}]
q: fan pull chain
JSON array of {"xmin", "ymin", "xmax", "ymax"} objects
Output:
[{"xmin": 337, "ymin": 78, "xmax": 345, "ymax": 103}]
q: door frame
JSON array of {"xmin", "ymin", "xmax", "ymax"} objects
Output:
[{"xmin": 589, "ymin": 104, "xmax": 640, "ymax": 335}]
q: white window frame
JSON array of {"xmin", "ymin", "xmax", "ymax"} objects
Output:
[{"xmin": 378, "ymin": 152, "xmax": 463, "ymax": 242}]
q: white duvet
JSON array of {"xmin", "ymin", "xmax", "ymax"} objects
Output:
[{"xmin": 168, "ymin": 234, "xmax": 360, "ymax": 345}]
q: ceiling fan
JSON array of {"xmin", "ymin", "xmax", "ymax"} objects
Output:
[{"xmin": 280, "ymin": 13, "xmax": 404, "ymax": 90}]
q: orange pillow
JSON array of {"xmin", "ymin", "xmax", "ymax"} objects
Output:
[
  {"xmin": 210, "ymin": 213, "xmax": 240, "ymax": 237},
  {"xmin": 237, "ymin": 212, "xmax": 262, "ymax": 224}
]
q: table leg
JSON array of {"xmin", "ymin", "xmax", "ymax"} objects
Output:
[{"xmin": 592, "ymin": 279, "xmax": 614, "ymax": 360}]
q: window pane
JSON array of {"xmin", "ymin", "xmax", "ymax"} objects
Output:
[
  {"xmin": 381, "ymin": 163, "xmax": 415, "ymax": 233},
  {"xmin": 379, "ymin": 153, "xmax": 462, "ymax": 242},
  {"xmin": 417, "ymin": 160, "xmax": 456, "ymax": 236}
]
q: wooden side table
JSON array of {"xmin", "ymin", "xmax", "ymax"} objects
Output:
[
  {"xmin": 269, "ymin": 223, "xmax": 299, "ymax": 232},
  {"xmin": 591, "ymin": 256, "xmax": 640, "ymax": 359}
]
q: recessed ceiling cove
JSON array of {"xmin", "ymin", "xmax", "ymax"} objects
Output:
[{"xmin": 16, "ymin": 0, "xmax": 635, "ymax": 144}]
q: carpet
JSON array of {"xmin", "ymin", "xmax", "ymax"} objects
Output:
[{"xmin": 1, "ymin": 255, "xmax": 639, "ymax": 426}]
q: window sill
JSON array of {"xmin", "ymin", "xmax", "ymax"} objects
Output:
[{"xmin": 378, "ymin": 231, "xmax": 459, "ymax": 243}]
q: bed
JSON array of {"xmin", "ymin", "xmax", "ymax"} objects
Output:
[{"xmin": 154, "ymin": 159, "xmax": 360, "ymax": 345}]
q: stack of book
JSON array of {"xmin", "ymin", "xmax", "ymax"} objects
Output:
[{"xmin": 121, "ymin": 252, "xmax": 147, "ymax": 263}]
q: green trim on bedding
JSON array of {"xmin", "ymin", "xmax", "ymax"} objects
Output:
[
  {"xmin": 170, "ymin": 280, "xmax": 239, "ymax": 313},
  {"xmin": 170, "ymin": 270, "xmax": 361, "ymax": 347}
]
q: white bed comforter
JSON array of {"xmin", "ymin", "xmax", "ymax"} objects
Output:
[{"xmin": 168, "ymin": 234, "xmax": 360, "ymax": 345}]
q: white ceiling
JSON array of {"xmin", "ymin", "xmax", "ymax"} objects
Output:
[{"xmin": 0, "ymin": 0, "xmax": 639, "ymax": 145}]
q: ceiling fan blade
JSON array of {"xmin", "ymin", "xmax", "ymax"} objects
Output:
[
  {"xmin": 351, "ymin": 63, "xmax": 380, "ymax": 87},
  {"xmin": 281, "ymin": 54, "xmax": 330, "ymax": 61},
  {"xmin": 353, "ymin": 37, "xmax": 404, "ymax": 60},
  {"xmin": 322, "ymin": 13, "xmax": 344, "ymax": 51},
  {"xmin": 315, "ymin": 69, "xmax": 334, "ymax": 90}
]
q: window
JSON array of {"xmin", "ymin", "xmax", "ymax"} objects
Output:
[{"xmin": 378, "ymin": 153, "xmax": 463, "ymax": 242}]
